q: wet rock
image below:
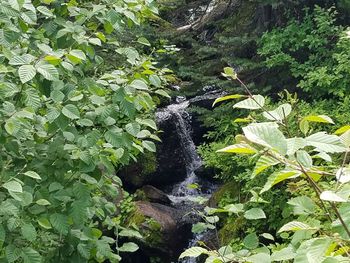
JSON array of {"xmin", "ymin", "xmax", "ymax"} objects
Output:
[
  {"xmin": 119, "ymin": 152, "xmax": 158, "ymax": 189},
  {"xmin": 126, "ymin": 201, "xmax": 191, "ymax": 262},
  {"xmin": 135, "ymin": 185, "xmax": 171, "ymax": 205}
]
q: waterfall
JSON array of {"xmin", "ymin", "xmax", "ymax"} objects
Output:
[{"xmin": 156, "ymin": 95, "xmax": 219, "ymax": 263}]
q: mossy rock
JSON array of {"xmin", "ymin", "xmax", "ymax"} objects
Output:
[
  {"xmin": 218, "ymin": 216, "xmax": 246, "ymax": 246},
  {"xmin": 209, "ymin": 180, "xmax": 240, "ymax": 207},
  {"xmin": 120, "ymin": 152, "xmax": 157, "ymax": 188}
]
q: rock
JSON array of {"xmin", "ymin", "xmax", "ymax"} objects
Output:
[
  {"xmin": 126, "ymin": 201, "xmax": 191, "ymax": 262},
  {"xmin": 119, "ymin": 152, "xmax": 158, "ymax": 189},
  {"xmin": 135, "ymin": 185, "xmax": 171, "ymax": 205},
  {"xmin": 208, "ymin": 180, "xmax": 239, "ymax": 207}
]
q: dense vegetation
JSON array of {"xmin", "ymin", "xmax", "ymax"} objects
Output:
[{"xmin": 2, "ymin": 0, "xmax": 350, "ymax": 262}]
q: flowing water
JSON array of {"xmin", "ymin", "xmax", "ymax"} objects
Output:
[{"xmin": 156, "ymin": 94, "xmax": 220, "ymax": 263}]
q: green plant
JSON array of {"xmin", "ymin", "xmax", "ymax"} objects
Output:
[
  {"xmin": 0, "ymin": 0, "xmax": 170, "ymax": 262},
  {"xmin": 259, "ymin": 5, "xmax": 350, "ymax": 97},
  {"xmin": 180, "ymin": 67, "xmax": 350, "ymax": 262}
]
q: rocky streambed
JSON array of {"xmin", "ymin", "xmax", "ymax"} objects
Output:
[{"xmin": 120, "ymin": 91, "xmax": 223, "ymax": 263}]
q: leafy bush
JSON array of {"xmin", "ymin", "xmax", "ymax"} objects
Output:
[
  {"xmin": 0, "ymin": 0, "xmax": 170, "ymax": 262},
  {"xmin": 259, "ymin": 5, "xmax": 350, "ymax": 97},
  {"xmin": 181, "ymin": 68, "xmax": 350, "ymax": 262}
]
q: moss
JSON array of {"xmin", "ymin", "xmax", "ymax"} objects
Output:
[
  {"xmin": 121, "ymin": 151, "xmax": 158, "ymax": 187},
  {"xmin": 141, "ymin": 152, "xmax": 157, "ymax": 176},
  {"xmin": 210, "ymin": 181, "xmax": 240, "ymax": 207},
  {"xmin": 127, "ymin": 210, "xmax": 164, "ymax": 248},
  {"xmin": 218, "ymin": 216, "xmax": 246, "ymax": 245}
]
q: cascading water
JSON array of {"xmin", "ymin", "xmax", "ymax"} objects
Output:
[{"xmin": 156, "ymin": 94, "xmax": 219, "ymax": 263}]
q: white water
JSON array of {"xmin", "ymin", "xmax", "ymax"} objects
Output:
[{"xmin": 157, "ymin": 97, "xmax": 217, "ymax": 263}]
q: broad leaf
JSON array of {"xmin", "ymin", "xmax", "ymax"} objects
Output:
[
  {"xmin": 233, "ymin": 95, "xmax": 265, "ymax": 110},
  {"xmin": 303, "ymin": 115, "xmax": 334, "ymax": 124},
  {"xmin": 252, "ymin": 155, "xmax": 280, "ymax": 177},
  {"xmin": 179, "ymin": 247, "xmax": 209, "ymax": 259},
  {"xmin": 263, "ymin": 103, "xmax": 292, "ymax": 121},
  {"xmin": 62, "ymin": 104, "xmax": 80, "ymax": 119},
  {"xmin": 3, "ymin": 181, "xmax": 22, "ymax": 193},
  {"xmin": 278, "ymin": 221, "xmax": 317, "ymax": 233},
  {"xmin": 217, "ymin": 143, "xmax": 258, "ymax": 154},
  {"xmin": 243, "ymin": 122, "xmax": 287, "ymax": 154},
  {"xmin": 305, "ymin": 132, "xmax": 346, "ymax": 153},
  {"xmin": 212, "ymin": 94, "xmax": 245, "ymax": 106},
  {"xmin": 36, "ymin": 62, "xmax": 59, "ymax": 80},
  {"xmin": 18, "ymin": 65, "xmax": 36, "ymax": 83},
  {"xmin": 118, "ymin": 242, "xmax": 139, "ymax": 252},
  {"xmin": 244, "ymin": 208, "xmax": 266, "ymax": 220}
]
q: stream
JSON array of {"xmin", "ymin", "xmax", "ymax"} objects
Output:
[{"xmin": 156, "ymin": 93, "xmax": 220, "ymax": 263}]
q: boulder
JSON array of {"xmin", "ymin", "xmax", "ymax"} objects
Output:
[
  {"xmin": 126, "ymin": 201, "xmax": 191, "ymax": 262},
  {"xmin": 135, "ymin": 185, "xmax": 171, "ymax": 205}
]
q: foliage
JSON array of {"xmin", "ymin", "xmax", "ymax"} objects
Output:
[
  {"xmin": 259, "ymin": 5, "xmax": 350, "ymax": 97},
  {"xmin": 0, "ymin": 0, "xmax": 171, "ymax": 262},
  {"xmin": 181, "ymin": 68, "xmax": 350, "ymax": 262}
]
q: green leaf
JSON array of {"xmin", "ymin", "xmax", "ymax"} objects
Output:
[
  {"xmin": 119, "ymin": 229, "xmax": 142, "ymax": 239},
  {"xmin": 21, "ymin": 223, "xmax": 37, "ymax": 242},
  {"xmin": 261, "ymin": 169, "xmax": 301, "ymax": 193},
  {"xmin": 271, "ymin": 247, "xmax": 296, "ymax": 261},
  {"xmin": 155, "ymin": 89, "xmax": 170, "ymax": 98},
  {"xmin": 9, "ymin": 54, "xmax": 35, "ymax": 65},
  {"xmin": 62, "ymin": 104, "xmax": 80, "ymax": 119},
  {"xmin": 247, "ymin": 253, "xmax": 271, "ymax": 263},
  {"xmin": 212, "ymin": 94, "xmax": 245, "ymax": 107},
  {"xmin": 50, "ymin": 213, "xmax": 69, "ymax": 234},
  {"xmin": 67, "ymin": 49, "xmax": 86, "ymax": 64},
  {"xmin": 21, "ymin": 247, "xmax": 42, "ymax": 263},
  {"xmin": 288, "ymin": 196, "xmax": 316, "ymax": 215},
  {"xmin": 18, "ymin": 65, "xmax": 36, "ymax": 83},
  {"xmin": 217, "ymin": 143, "xmax": 258, "ymax": 154},
  {"xmin": 37, "ymin": 218, "xmax": 51, "ymax": 229},
  {"xmin": 37, "ymin": 5, "xmax": 54, "ymax": 17},
  {"xmin": 130, "ymin": 79, "xmax": 148, "ymax": 90},
  {"xmin": 253, "ymin": 155, "xmax": 280, "ymax": 177},
  {"xmin": 278, "ymin": 221, "xmax": 317, "ymax": 233},
  {"xmin": 336, "ymin": 167, "xmax": 350, "ymax": 183},
  {"xmin": 320, "ymin": 191, "xmax": 346, "ymax": 202},
  {"xmin": 244, "ymin": 208, "xmax": 266, "ymax": 220},
  {"xmin": 287, "ymin": 137, "xmax": 306, "ymax": 156},
  {"xmin": 243, "ymin": 122, "xmax": 287, "ymax": 154},
  {"xmin": 125, "ymin": 122, "xmax": 141, "ymax": 137},
  {"xmin": 36, "ymin": 62, "xmax": 59, "ymax": 81},
  {"xmin": 305, "ymin": 132, "xmax": 346, "ymax": 153},
  {"xmin": 179, "ymin": 247, "xmax": 209, "ymax": 259},
  {"xmin": 36, "ymin": 199, "xmax": 51, "ymax": 206},
  {"xmin": 334, "ymin": 125, "xmax": 350, "ymax": 135},
  {"xmin": 243, "ymin": 233, "xmax": 259, "ymax": 249},
  {"xmin": 118, "ymin": 242, "xmax": 139, "ymax": 252},
  {"xmin": 149, "ymin": 75, "xmax": 161, "ymax": 87},
  {"xmin": 223, "ymin": 203, "xmax": 244, "ymax": 214},
  {"xmin": 136, "ymin": 118, "xmax": 157, "ymax": 130},
  {"xmin": 142, "ymin": 140, "xmax": 156, "ymax": 152},
  {"xmin": 23, "ymin": 171, "xmax": 41, "ymax": 180},
  {"xmin": 303, "ymin": 115, "xmax": 334, "ymax": 124},
  {"xmin": 296, "ymin": 150, "xmax": 313, "ymax": 168},
  {"xmin": 5, "ymin": 245, "xmax": 21, "ymax": 263},
  {"xmin": 3, "ymin": 181, "xmax": 22, "ymax": 193},
  {"xmin": 77, "ymin": 118, "xmax": 94, "ymax": 127},
  {"xmin": 137, "ymin": 37, "xmax": 151, "ymax": 46},
  {"xmin": 263, "ymin": 103, "xmax": 292, "ymax": 121},
  {"xmin": 222, "ymin": 67, "xmax": 237, "ymax": 79},
  {"xmin": 233, "ymin": 95, "xmax": 265, "ymax": 110}
]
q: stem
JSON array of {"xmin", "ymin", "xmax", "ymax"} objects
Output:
[
  {"xmin": 336, "ymin": 150, "xmax": 349, "ymax": 190},
  {"xmin": 299, "ymin": 163, "xmax": 350, "ymax": 239},
  {"xmin": 236, "ymin": 77, "xmax": 286, "ymax": 127}
]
